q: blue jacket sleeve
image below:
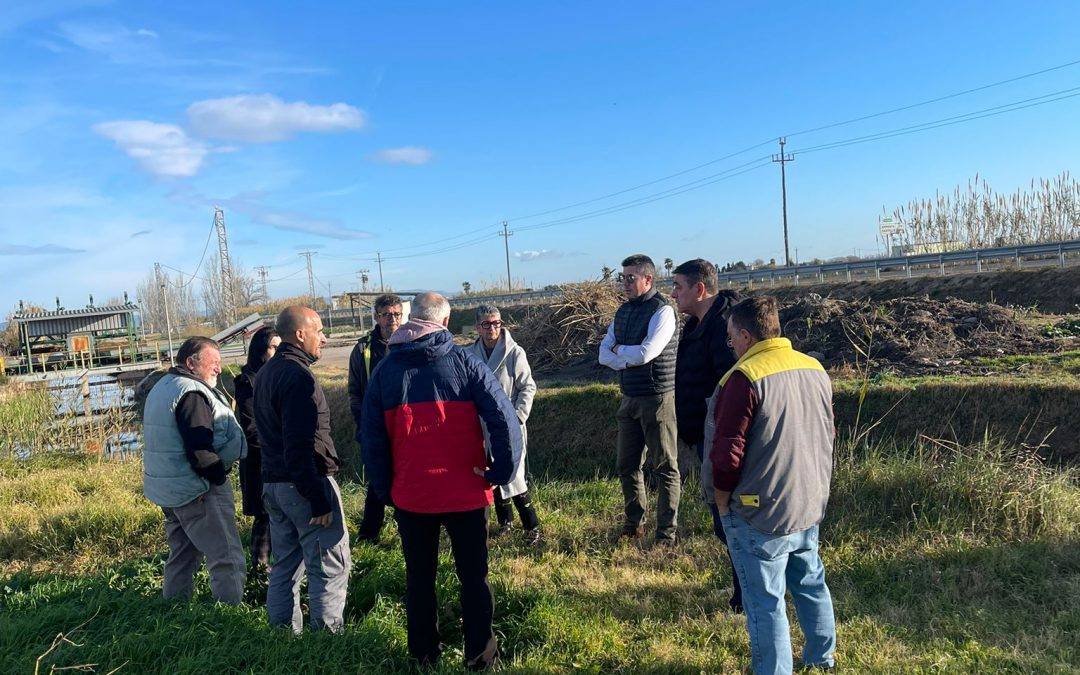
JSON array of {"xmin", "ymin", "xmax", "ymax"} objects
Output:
[
  {"xmin": 360, "ymin": 361, "xmax": 394, "ymax": 505},
  {"xmin": 467, "ymin": 353, "xmax": 523, "ymax": 486}
]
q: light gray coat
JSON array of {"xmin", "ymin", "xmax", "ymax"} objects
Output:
[{"xmin": 467, "ymin": 329, "xmax": 536, "ymax": 498}]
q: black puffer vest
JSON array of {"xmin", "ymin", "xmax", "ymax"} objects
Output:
[{"xmin": 612, "ymin": 288, "xmax": 677, "ymax": 396}]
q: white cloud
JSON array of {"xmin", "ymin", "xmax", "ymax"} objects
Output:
[
  {"xmin": 0, "ymin": 243, "xmax": 85, "ymax": 255},
  {"xmin": 514, "ymin": 249, "xmax": 563, "ymax": 262},
  {"xmin": 186, "ymin": 94, "xmax": 366, "ymax": 143},
  {"xmin": 208, "ymin": 193, "xmax": 374, "ymax": 241},
  {"xmin": 57, "ymin": 21, "xmax": 161, "ymax": 63},
  {"xmin": 93, "ymin": 120, "xmax": 209, "ymax": 177},
  {"xmin": 371, "ymin": 146, "xmax": 433, "ymax": 165}
]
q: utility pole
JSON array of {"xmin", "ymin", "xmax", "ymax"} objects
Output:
[
  {"xmin": 254, "ymin": 266, "xmax": 270, "ymax": 304},
  {"xmin": 213, "ymin": 207, "xmax": 235, "ymax": 324},
  {"xmin": 500, "ymin": 220, "xmax": 513, "ymax": 292},
  {"xmin": 325, "ymin": 282, "xmax": 334, "ymax": 332},
  {"xmin": 375, "ymin": 252, "xmax": 385, "ymax": 292},
  {"xmin": 771, "ymin": 137, "xmax": 795, "ymax": 267},
  {"xmin": 155, "ymin": 262, "xmax": 175, "ymax": 361},
  {"xmin": 298, "ymin": 251, "xmax": 317, "ymax": 303}
]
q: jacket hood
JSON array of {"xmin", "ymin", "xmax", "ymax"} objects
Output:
[
  {"xmin": 469, "ymin": 328, "xmax": 517, "ymax": 370},
  {"xmin": 390, "ymin": 327, "xmax": 455, "ymax": 365},
  {"xmin": 389, "ymin": 318, "xmax": 447, "ymax": 345}
]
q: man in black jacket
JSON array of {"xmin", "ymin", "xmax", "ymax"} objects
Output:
[
  {"xmin": 255, "ymin": 306, "xmax": 351, "ymax": 633},
  {"xmin": 347, "ymin": 293, "xmax": 403, "ymax": 542},
  {"xmin": 670, "ymin": 258, "xmax": 743, "ymax": 612}
]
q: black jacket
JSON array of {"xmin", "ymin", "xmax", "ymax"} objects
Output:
[
  {"xmin": 674, "ymin": 291, "xmax": 741, "ymax": 445},
  {"xmin": 232, "ymin": 365, "xmax": 265, "ymax": 516},
  {"xmin": 172, "ymin": 366, "xmax": 228, "ymax": 486},
  {"xmin": 347, "ymin": 328, "xmax": 390, "ymax": 430},
  {"xmin": 254, "ymin": 342, "xmax": 340, "ymax": 517}
]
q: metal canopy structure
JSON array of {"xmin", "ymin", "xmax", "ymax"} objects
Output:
[{"xmin": 13, "ymin": 303, "xmax": 139, "ymax": 339}]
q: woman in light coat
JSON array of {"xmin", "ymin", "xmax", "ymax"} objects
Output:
[{"xmin": 467, "ymin": 304, "xmax": 541, "ymax": 544}]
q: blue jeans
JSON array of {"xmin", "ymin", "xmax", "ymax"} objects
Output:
[{"xmin": 720, "ymin": 512, "xmax": 836, "ymax": 674}]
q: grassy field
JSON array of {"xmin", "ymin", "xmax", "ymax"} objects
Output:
[{"xmin": 2, "ymin": 435, "xmax": 1079, "ymax": 674}]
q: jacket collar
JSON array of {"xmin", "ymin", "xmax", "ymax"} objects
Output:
[
  {"xmin": 719, "ymin": 337, "xmax": 793, "ymax": 386},
  {"xmin": 471, "ymin": 328, "xmax": 515, "ymax": 370},
  {"xmin": 627, "ymin": 287, "xmax": 658, "ymax": 305},
  {"xmin": 276, "ymin": 341, "xmax": 317, "ymax": 366}
]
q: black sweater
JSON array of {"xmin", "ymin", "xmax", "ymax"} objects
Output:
[
  {"xmin": 254, "ymin": 342, "xmax": 340, "ymax": 517},
  {"xmin": 674, "ymin": 291, "xmax": 741, "ymax": 445}
]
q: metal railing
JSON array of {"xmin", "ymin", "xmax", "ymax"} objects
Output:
[{"xmin": 717, "ymin": 239, "xmax": 1080, "ymax": 288}]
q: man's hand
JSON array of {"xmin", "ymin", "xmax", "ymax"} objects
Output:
[
  {"xmin": 713, "ymin": 489, "xmax": 731, "ymax": 516},
  {"xmin": 473, "ymin": 466, "xmax": 491, "ymax": 483},
  {"xmin": 309, "ymin": 512, "xmax": 333, "ymax": 527}
]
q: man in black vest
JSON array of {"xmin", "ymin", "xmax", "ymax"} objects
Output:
[{"xmin": 599, "ymin": 254, "xmax": 681, "ymax": 544}]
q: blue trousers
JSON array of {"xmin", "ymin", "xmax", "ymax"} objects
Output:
[{"xmin": 720, "ymin": 512, "xmax": 836, "ymax": 674}]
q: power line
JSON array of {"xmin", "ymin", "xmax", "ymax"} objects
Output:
[
  {"xmin": 783, "ymin": 56, "xmax": 1080, "ymax": 140},
  {"xmin": 791, "ymin": 85, "xmax": 1080, "ymax": 155}
]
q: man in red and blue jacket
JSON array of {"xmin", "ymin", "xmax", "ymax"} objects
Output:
[{"xmin": 362, "ymin": 292, "xmax": 521, "ymax": 671}]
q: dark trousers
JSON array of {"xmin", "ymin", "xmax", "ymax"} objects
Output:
[
  {"xmin": 394, "ymin": 507, "xmax": 498, "ymax": 668},
  {"xmin": 250, "ymin": 512, "xmax": 272, "ymax": 571},
  {"xmin": 494, "ymin": 490, "xmax": 540, "ymax": 530},
  {"xmin": 357, "ymin": 488, "xmax": 387, "ymax": 540}
]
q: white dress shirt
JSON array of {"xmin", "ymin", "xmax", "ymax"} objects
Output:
[{"xmin": 598, "ymin": 304, "xmax": 676, "ymax": 371}]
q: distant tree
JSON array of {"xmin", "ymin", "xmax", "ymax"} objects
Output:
[
  {"xmin": 768, "ymin": 258, "xmax": 776, "ymax": 267},
  {"xmin": 202, "ymin": 252, "xmax": 259, "ymax": 328},
  {"xmin": 600, "ymin": 266, "xmax": 614, "ymax": 281},
  {"xmin": 462, "ymin": 281, "xmax": 472, "ymax": 295},
  {"xmin": 663, "ymin": 258, "xmax": 674, "ymax": 277}
]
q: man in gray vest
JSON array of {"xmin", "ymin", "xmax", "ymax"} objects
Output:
[
  {"xmin": 713, "ymin": 296, "xmax": 837, "ymax": 673},
  {"xmin": 143, "ymin": 336, "xmax": 247, "ymax": 605},
  {"xmin": 599, "ymin": 253, "xmax": 680, "ymax": 544}
]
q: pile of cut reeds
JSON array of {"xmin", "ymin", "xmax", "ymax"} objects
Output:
[{"xmin": 513, "ymin": 282, "xmax": 622, "ymax": 372}]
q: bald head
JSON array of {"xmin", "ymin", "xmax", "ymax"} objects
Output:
[
  {"xmin": 276, "ymin": 305, "xmax": 326, "ymax": 360},
  {"xmin": 411, "ymin": 292, "xmax": 451, "ymax": 325}
]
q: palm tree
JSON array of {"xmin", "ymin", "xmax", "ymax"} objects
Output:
[
  {"xmin": 663, "ymin": 258, "xmax": 674, "ymax": 277},
  {"xmin": 600, "ymin": 266, "xmax": 614, "ymax": 281},
  {"xmin": 462, "ymin": 281, "xmax": 472, "ymax": 295}
]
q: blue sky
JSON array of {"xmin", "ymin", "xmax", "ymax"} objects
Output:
[{"xmin": 2, "ymin": 1, "xmax": 1079, "ymax": 310}]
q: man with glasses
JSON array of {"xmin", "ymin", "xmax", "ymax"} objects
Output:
[
  {"xmin": 348, "ymin": 293, "xmax": 405, "ymax": 542},
  {"xmin": 599, "ymin": 254, "xmax": 681, "ymax": 545}
]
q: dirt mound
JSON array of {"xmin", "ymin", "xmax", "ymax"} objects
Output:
[
  {"xmin": 762, "ymin": 266, "xmax": 1080, "ymax": 314},
  {"xmin": 781, "ymin": 295, "xmax": 1063, "ymax": 376}
]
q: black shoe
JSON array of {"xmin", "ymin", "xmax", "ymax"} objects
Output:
[
  {"xmin": 492, "ymin": 522, "xmax": 512, "ymax": 538},
  {"xmin": 523, "ymin": 527, "xmax": 542, "ymax": 545},
  {"xmin": 356, "ymin": 532, "xmax": 380, "ymax": 545}
]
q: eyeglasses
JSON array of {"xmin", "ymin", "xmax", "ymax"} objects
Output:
[
  {"xmin": 377, "ymin": 311, "xmax": 402, "ymax": 319},
  {"xmin": 616, "ymin": 272, "xmax": 647, "ymax": 283},
  {"xmin": 479, "ymin": 320, "xmax": 503, "ymax": 329}
]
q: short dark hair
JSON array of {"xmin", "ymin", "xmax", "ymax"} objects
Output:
[
  {"xmin": 728, "ymin": 296, "xmax": 781, "ymax": 341},
  {"xmin": 176, "ymin": 336, "xmax": 218, "ymax": 365},
  {"xmin": 621, "ymin": 254, "xmax": 656, "ymax": 276},
  {"xmin": 373, "ymin": 293, "xmax": 402, "ymax": 313},
  {"xmin": 475, "ymin": 304, "xmax": 501, "ymax": 322},
  {"xmin": 672, "ymin": 258, "xmax": 718, "ymax": 294},
  {"xmin": 245, "ymin": 325, "xmax": 279, "ymax": 372}
]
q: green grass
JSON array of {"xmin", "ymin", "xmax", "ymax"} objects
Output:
[
  {"xmin": 2, "ymin": 438, "xmax": 1079, "ymax": 673},
  {"xmin": 969, "ymin": 349, "xmax": 1080, "ymax": 377}
]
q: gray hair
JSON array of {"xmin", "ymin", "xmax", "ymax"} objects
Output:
[
  {"xmin": 475, "ymin": 304, "xmax": 501, "ymax": 322},
  {"xmin": 411, "ymin": 292, "xmax": 451, "ymax": 322}
]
